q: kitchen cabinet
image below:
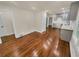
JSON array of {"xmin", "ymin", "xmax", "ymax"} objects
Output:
[{"xmin": 60, "ymin": 29, "xmax": 73, "ymax": 42}]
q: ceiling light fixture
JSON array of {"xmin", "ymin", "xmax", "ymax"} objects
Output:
[{"xmin": 32, "ymin": 7, "xmax": 36, "ymax": 10}]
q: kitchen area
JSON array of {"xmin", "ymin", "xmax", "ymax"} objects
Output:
[
  {"xmin": 46, "ymin": 1, "xmax": 79, "ymax": 57},
  {"xmin": 46, "ymin": 8, "xmax": 75, "ymax": 42}
]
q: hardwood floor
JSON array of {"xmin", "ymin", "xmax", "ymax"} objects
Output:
[{"xmin": 0, "ymin": 27, "xmax": 70, "ymax": 57}]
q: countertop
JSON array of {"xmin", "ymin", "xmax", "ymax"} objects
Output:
[{"xmin": 52, "ymin": 23, "xmax": 74, "ymax": 31}]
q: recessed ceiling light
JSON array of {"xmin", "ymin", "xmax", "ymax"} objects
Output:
[
  {"xmin": 61, "ymin": 8, "xmax": 65, "ymax": 10},
  {"xmin": 32, "ymin": 7, "xmax": 36, "ymax": 10},
  {"xmin": 61, "ymin": 8, "xmax": 65, "ymax": 13}
]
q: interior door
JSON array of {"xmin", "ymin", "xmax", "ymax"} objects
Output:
[
  {"xmin": 0, "ymin": 15, "xmax": 4, "ymax": 36},
  {"xmin": 0, "ymin": 15, "xmax": 4, "ymax": 43}
]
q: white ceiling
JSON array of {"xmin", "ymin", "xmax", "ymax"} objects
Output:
[{"xmin": 0, "ymin": 1, "xmax": 73, "ymax": 14}]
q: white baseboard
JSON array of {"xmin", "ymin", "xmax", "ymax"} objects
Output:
[
  {"xmin": 15, "ymin": 31, "xmax": 35, "ymax": 38},
  {"xmin": 15, "ymin": 29, "xmax": 45, "ymax": 38}
]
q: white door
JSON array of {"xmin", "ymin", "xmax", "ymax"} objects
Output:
[{"xmin": 0, "ymin": 15, "xmax": 4, "ymax": 44}]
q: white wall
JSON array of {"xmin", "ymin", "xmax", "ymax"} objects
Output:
[
  {"xmin": 12, "ymin": 8, "xmax": 46, "ymax": 38},
  {"xmin": 12, "ymin": 8, "xmax": 35, "ymax": 38},
  {"xmin": 70, "ymin": 8, "xmax": 79, "ymax": 57},
  {"xmin": 10, "ymin": 7, "xmax": 47, "ymax": 38}
]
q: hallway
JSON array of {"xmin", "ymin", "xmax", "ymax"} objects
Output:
[{"xmin": 0, "ymin": 27, "xmax": 70, "ymax": 57}]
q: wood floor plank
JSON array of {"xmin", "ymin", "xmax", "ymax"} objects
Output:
[{"xmin": 0, "ymin": 28, "xmax": 70, "ymax": 57}]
